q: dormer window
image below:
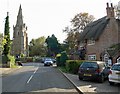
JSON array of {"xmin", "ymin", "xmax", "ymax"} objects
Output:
[{"xmin": 88, "ymin": 39, "xmax": 95, "ymax": 45}]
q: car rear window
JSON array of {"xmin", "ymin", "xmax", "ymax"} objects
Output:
[
  {"xmin": 111, "ymin": 64, "xmax": 120, "ymax": 71},
  {"xmin": 80, "ymin": 62, "xmax": 98, "ymax": 68}
]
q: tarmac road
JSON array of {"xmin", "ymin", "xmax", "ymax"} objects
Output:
[{"xmin": 2, "ymin": 63, "xmax": 79, "ymax": 93}]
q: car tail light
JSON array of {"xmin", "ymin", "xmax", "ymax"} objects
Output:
[
  {"xmin": 95, "ymin": 69, "xmax": 100, "ymax": 73},
  {"xmin": 109, "ymin": 70, "xmax": 112, "ymax": 74}
]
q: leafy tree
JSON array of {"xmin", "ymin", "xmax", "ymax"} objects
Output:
[
  {"xmin": 0, "ymin": 33, "xmax": 3, "ymax": 56},
  {"xmin": 63, "ymin": 12, "xmax": 94, "ymax": 57},
  {"xmin": 45, "ymin": 34, "xmax": 60, "ymax": 57},
  {"xmin": 71, "ymin": 12, "xmax": 94, "ymax": 32},
  {"xmin": 3, "ymin": 13, "xmax": 11, "ymax": 56},
  {"xmin": 0, "ymin": 33, "xmax": 5, "ymax": 55},
  {"xmin": 29, "ymin": 36, "xmax": 47, "ymax": 57}
]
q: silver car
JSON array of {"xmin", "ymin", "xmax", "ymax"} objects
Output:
[
  {"xmin": 44, "ymin": 58, "xmax": 53, "ymax": 66},
  {"xmin": 108, "ymin": 63, "xmax": 120, "ymax": 85}
]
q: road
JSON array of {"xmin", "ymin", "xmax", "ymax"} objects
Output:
[{"xmin": 2, "ymin": 63, "xmax": 79, "ymax": 93}]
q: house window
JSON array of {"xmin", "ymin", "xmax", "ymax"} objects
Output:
[
  {"xmin": 88, "ymin": 39, "xmax": 95, "ymax": 45},
  {"xmin": 88, "ymin": 54, "xmax": 96, "ymax": 60}
]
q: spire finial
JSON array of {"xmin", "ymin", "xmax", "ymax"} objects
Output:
[
  {"xmin": 7, "ymin": 12, "xmax": 9, "ymax": 16},
  {"xmin": 20, "ymin": 4, "xmax": 21, "ymax": 9}
]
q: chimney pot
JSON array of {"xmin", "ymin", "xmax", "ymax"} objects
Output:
[
  {"xmin": 107, "ymin": 2, "xmax": 109, "ymax": 7},
  {"xmin": 111, "ymin": 3, "xmax": 113, "ymax": 8}
]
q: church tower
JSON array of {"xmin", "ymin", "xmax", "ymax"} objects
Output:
[{"xmin": 12, "ymin": 5, "xmax": 28, "ymax": 57}]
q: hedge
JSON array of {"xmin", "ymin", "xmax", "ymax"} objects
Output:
[
  {"xmin": 16, "ymin": 57, "xmax": 34, "ymax": 63},
  {"xmin": 66, "ymin": 60, "xmax": 85, "ymax": 74}
]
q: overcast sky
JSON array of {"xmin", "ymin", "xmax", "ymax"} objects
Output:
[{"xmin": 0, "ymin": 0, "xmax": 120, "ymax": 43}]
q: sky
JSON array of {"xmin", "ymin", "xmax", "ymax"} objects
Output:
[{"xmin": 0, "ymin": 0, "xmax": 120, "ymax": 43}]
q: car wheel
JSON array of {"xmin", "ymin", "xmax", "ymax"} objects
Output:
[
  {"xmin": 99, "ymin": 74, "xmax": 104, "ymax": 83},
  {"xmin": 109, "ymin": 81, "xmax": 114, "ymax": 85},
  {"xmin": 79, "ymin": 75, "xmax": 83, "ymax": 80}
]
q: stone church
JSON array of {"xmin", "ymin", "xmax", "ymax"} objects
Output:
[{"xmin": 11, "ymin": 5, "xmax": 28, "ymax": 57}]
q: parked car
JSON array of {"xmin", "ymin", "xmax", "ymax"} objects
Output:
[
  {"xmin": 51, "ymin": 58, "xmax": 56, "ymax": 63},
  {"xmin": 44, "ymin": 58, "xmax": 53, "ymax": 66},
  {"xmin": 108, "ymin": 63, "xmax": 120, "ymax": 85},
  {"xmin": 78, "ymin": 61, "xmax": 110, "ymax": 83},
  {"xmin": 41, "ymin": 57, "xmax": 46, "ymax": 63}
]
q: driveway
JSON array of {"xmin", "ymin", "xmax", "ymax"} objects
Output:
[{"xmin": 64, "ymin": 73, "xmax": 120, "ymax": 93}]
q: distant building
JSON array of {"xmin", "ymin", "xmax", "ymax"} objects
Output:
[
  {"xmin": 79, "ymin": 3, "xmax": 120, "ymax": 63},
  {"xmin": 11, "ymin": 5, "xmax": 28, "ymax": 57}
]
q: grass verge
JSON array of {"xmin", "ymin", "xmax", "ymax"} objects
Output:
[{"xmin": 58, "ymin": 66, "xmax": 68, "ymax": 73}]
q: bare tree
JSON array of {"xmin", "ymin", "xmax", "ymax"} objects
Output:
[{"xmin": 114, "ymin": 1, "xmax": 120, "ymax": 19}]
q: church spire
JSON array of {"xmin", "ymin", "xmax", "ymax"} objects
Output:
[{"xmin": 16, "ymin": 4, "xmax": 23, "ymax": 26}]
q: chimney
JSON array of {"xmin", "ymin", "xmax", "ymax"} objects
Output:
[{"xmin": 106, "ymin": 2, "xmax": 115, "ymax": 18}]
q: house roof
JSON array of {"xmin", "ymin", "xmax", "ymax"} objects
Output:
[{"xmin": 79, "ymin": 16, "xmax": 110, "ymax": 41}]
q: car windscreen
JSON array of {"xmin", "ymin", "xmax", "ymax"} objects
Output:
[
  {"xmin": 80, "ymin": 62, "xmax": 98, "ymax": 68},
  {"xmin": 111, "ymin": 64, "xmax": 120, "ymax": 71},
  {"xmin": 45, "ymin": 59, "xmax": 52, "ymax": 61}
]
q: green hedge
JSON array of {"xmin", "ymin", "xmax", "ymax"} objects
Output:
[
  {"xmin": 56, "ymin": 51, "xmax": 68, "ymax": 66},
  {"xmin": 66, "ymin": 60, "xmax": 85, "ymax": 74},
  {"xmin": 16, "ymin": 57, "xmax": 34, "ymax": 63},
  {"xmin": 8, "ymin": 55, "xmax": 16, "ymax": 68},
  {"xmin": 2, "ymin": 55, "xmax": 16, "ymax": 68}
]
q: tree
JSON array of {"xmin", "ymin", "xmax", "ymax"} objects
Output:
[
  {"xmin": 63, "ymin": 12, "xmax": 94, "ymax": 56},
  {"xmin": 29, "ymin": 36, "xmax": 47, "ymax": 57},
  {"xmin": 114, "ymin": 1, "xmax": 120, "ymax": 19},
  {"xmin": 45, "ymin": 34, "xmax": 60, "ymax": 57},
  {"xmin": 71, "ymin": 12, "xmax": 94, "ymax": 32},
  {"xmin": 0, "ymin": 33, "xmax": 3, "ymax": 55},
  {"xmin": 3, "ymin": 13, "xmax": 11, "ymax": 56}
]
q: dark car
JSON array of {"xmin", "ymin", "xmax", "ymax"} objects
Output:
[{"xmin": 78, "ymin": 61, "xmax": 110, "ymax": 83}]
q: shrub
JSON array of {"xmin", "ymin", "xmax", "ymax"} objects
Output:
[
  {"xmin": 56, "ymin": 51, "xmax": 68, "ymax": 67},
  {"xmin": 34, "ymin": 57, "xmax": 41, "ymax": 62},
  {"xmin": 26, "ymin": 57, "xmax": 33, "ymax": 62},
  {"xmin": 60, "ymin": 51, "xmax": 68, "ymax": 66},
  {"xmin": 66, "ymin": 60, "xmax": 85, "ymax": 74},
  {"xmin": 8, "ymin": 55, "xmax": 16, "ymax": 68},
  {"xmin": 19, "ymin": 57, "xmax": 26, "ymax": 63}
]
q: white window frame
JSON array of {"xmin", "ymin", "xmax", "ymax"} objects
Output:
[
  {"xmin": 88, "ymin": 39, "xmax": 95, "ymax": 45},
  {"xmin": 88, "ymin": 54, "xmax": 96, "ymax": 60}
]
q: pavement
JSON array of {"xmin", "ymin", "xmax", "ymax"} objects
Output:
[
  {"xmin": 59, "ymin": 69, "xmax": 96, "ymax": 94},
  {"xmin": 0, "ymin": 66, "xmax": 22, "ymax": 77}
]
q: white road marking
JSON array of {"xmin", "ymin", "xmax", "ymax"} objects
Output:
[{"xmin": 27, "ymin": 67, "xmax": 38, "ymax": 84}]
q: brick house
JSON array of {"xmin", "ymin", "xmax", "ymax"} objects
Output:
[{"xmin": 79, "ymin": 3, "xmax": 120, "ymax": 64}]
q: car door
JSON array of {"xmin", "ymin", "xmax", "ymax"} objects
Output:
[{"xmin": 111, "ymin": 64, "xmax": 120, "ymax": 80}]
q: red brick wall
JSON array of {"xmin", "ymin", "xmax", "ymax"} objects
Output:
[{"xmin": 86, "ymin": 18, "xmax": 119, "ymax": 61}]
